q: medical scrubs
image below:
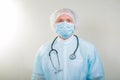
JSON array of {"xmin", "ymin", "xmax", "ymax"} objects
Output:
[{"xmin": 32, "ymin": 35, "xmax": 104, "ymax": 80}]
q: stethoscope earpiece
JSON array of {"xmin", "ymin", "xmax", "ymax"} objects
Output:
[
  {"xmin": 54, "ymin": 69, "xmax": 63, "ymax": 74},
  {"xmin": 69, "ymin": 54, "xmax": 76, "ymax": 60}
]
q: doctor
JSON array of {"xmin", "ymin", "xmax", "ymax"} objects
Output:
[{"xmin": 32, "ymin": 8, "xmax": 104, "ymax": 80}]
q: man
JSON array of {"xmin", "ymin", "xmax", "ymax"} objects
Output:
[{"xmin": 32, "ymin": 8, "xmax": 104, "ymax": 80}]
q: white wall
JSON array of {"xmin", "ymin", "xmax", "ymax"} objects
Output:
[{"xmin": 0, "ymin": 0, "xmax": 120, "ymax": 80}]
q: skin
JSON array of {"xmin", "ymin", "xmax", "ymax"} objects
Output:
[{"xmin": 55, "ymin": 14, "xmax": 75, "ymax": 40}]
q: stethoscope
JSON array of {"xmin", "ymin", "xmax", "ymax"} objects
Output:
[{"xmin": 49, "ymin": 35, "xmax": 79, "ymax": 74}]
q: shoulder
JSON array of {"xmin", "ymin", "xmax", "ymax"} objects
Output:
[
  {"xmin": 78, "ymin": 37, "xmax": 97, "ymax": 56},
  {"xmin": 78, "ymin": 37, "xmax": 95, "ymax": 49},
  {"xmin": 78, "ymin": 37, "xmax": 99, "ymax": 58},
  {"xmin": 36, "ymin": 41, "xmax": 52, "ymax": 57}
]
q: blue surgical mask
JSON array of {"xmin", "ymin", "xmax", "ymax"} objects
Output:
[{"xmin": 55, "ymin": 22, "xmax": 74, "ymax": 39}]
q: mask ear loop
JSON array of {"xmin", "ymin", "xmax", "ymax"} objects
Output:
[{"xmin": 69, "ymin": 35, "xmax": 79, "ymax": 60}]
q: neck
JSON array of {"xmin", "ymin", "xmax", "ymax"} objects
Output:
[{"xmin": 58, "ymin": 35, "xmax": 74, "ymax": 40}]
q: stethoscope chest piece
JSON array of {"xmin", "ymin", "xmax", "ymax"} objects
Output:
[{"xmin": 69, "ymin": 54, "xmax": 76, "ymax": 60}]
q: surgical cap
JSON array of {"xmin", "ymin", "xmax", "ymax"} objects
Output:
[{"xmin": 50, "ymin": 8, "xmax": 79, "ymax": 30}]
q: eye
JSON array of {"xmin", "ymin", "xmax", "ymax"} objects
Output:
[
  {"xmin": 56, "ymin": 19, "xmax": 64, "ymax": 23},
  {"xmin": 67, "ymin": 19, "xmax": 71, "ymax": 22},
  {"xmin": 66, "ymin": 19, "xmax": 73, "ymax": 23}
]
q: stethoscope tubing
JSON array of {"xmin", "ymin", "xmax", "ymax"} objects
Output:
[{"xmin": 49, "ymin": 35, "xmax": 79, "ymax": 73}]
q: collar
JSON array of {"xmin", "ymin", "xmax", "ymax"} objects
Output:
[{"xmin": 57, "ymin": 35, "xmax": 75, "ymax": 45}]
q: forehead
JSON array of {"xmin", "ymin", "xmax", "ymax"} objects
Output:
[{"xmin": 56, "ymin": 14, "xmax": 73, "ymax": 20}]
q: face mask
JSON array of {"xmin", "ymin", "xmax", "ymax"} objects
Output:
[{"xmin": 55, "ymin": 22, "xmax": 74, "ymax": 39}]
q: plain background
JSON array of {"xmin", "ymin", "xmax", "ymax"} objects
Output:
[{"xmin": 0, "ymin": 0, "xmax": 120, "ymax": 80}]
